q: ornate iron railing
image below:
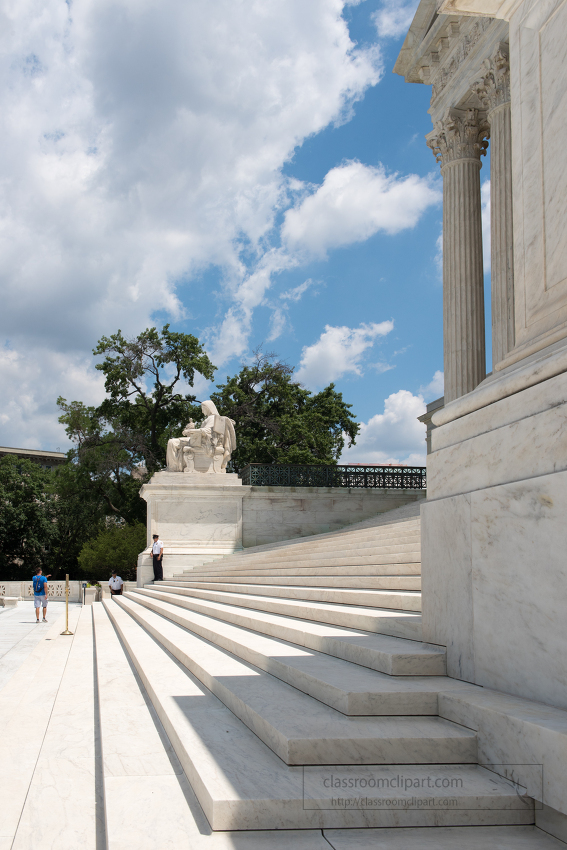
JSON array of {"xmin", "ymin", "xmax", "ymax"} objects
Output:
[{"xmin": 239, "ymin": 464, "xmax": 426, "ymax": 489}]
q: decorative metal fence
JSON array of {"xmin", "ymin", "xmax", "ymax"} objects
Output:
[{"xmin": 239, "ymin": 464, "xmax": 426, "ymax": 489}]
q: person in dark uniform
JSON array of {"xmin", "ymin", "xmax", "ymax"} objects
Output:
[{"xmin": 151, "ymin": 534, "xmax": 164, "ymax": 581}]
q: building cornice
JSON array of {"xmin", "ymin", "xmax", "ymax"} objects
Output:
[{"xmin": 437, "ymin": 0, "xmax": 522, "ymax": 20}]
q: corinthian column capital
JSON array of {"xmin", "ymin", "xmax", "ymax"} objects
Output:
[
  {"xmin": 471, "ymin": 43, "xmax": 511, "ymax": 114},
  {"xmin": 427, "ymin": 107, "xmax": 490, "ymax": 170}
]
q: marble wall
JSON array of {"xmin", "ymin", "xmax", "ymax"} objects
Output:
[
  {"xmin": 422, "ymin": 470, "xmax": 567, "ymax": 710},
  {"xmin": 242, "ymin": 488, "xmax": 424, "ymax": 548}
]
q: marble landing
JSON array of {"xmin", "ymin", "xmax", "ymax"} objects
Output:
[
  {"xmin": 0, "ymin": 606, "xmax": 102, "ymax": 850},
  {"xmin": 0, "ymin": 602, "xmax": 79, "ymax": 692}
]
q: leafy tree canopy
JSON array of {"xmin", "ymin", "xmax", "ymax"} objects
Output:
[
  {"xmin": 211, "ymin": 350, "xmax": 359, "ymax": 470},
  {"xmin": 49, "ymin": 463, "xmax": 107, "ymax": 578},
  {"xmin": 0, "ymin": 456, "xmax": 55, "ymax": 579},
  {"xmin": 58, "ymin": 325, "xmax": 216, "ymax": 522},
  {"xmin": 78, "ymin": 522, "xmax": 147, "ymax": 582}
]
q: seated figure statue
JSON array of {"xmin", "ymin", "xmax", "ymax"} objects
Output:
[{"xmin": 166, "ymin": 400, "xmax": 236, "ymax": 474}]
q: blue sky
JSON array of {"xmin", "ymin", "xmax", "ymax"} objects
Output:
[{"xmin": 0, "ymin": 0, "xmax": 492, "ymax": 462}]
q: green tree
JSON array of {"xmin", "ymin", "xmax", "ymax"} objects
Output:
[
  {"xmin": 93, "ymin": 324, "xmax": 216, "ymax": 468},
  {"xmin": 0, "ymin": 456, "xmax": 55, "ymax": 579},
  {"xmin": 211, "ymin": 350, "xmax": 359, "ymax": 470},
  {"xmin": 49, "ymin": 463, "xmax": 107, "ymax": 579},
  {"xmin": 58, "ymin": 325, "xmax": 216, "ymax": 522},
  {"xmin": 78, "ymin": 522, "xmax": 147, "ymax": 582}
]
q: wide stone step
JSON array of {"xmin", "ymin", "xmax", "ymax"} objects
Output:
[
  {"xmin": 154, "ymin": 582, "xmax": 422, "ymax": 619},
  {"xmin": 132, "ymin": 587, "xmax": 442, "ymax": 673},
  {"xmin": 208, "ymin": 527, "xmax": 422, "ymax": 562},
  {"xmin": 173, "ymin": 574, "xmax": 422, "ymax": 590},
  {"xmin": 158, "ymin": 581, "xmax": 422, "ymax": 611},
  {"xmin": 92, "ymin": 602, "xmax": 330, "ymax": 845},
  {"xmin": 179, "ymin": 562, "xmax": 422, "ymax": 579},
  {"xmin": 213, "ymin": 540, "xmax": 422, "ymax": 562},
  {"xmin": 198, "ymin": 538, "xmax": 421, "ymax": 566},
  {"xmin": 115, "ymin": 595, "xmax": 475, "ymax": 766},
  {"xmin": 186, "ymin": 552, "xmax": 422, "ymax": 574},
  {"xmin": 102, "ymin": 599, "xmax": 533, "ymax": 831},
  {"xmin": 124, "ymin": 591, "xmax": 465, "ymax": 714},
  {"xmin": 324, "ymin": 827, "xmax": 563, "ymax": 849}
]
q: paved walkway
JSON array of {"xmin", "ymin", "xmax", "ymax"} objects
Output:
[{"xmin": 0, "ymin": 601, "xmax": 81, "ymax": 693}]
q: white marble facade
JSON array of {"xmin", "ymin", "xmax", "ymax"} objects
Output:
[{"xmin": 397, "ymin": 0, "xmax": 567, "ymax": 718}]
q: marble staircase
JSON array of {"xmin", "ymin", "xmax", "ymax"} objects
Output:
[{"xmin": 91, "ymin": 502, "xmax": 567, "ymax": 846}]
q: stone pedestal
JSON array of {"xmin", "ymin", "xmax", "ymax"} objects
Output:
[{"xmin": 137, "ymin": 471, "xmax": 248, "ymax": 585}]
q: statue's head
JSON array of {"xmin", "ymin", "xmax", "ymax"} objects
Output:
[{"xmin": 201, "ymin": 400, "xmax": 219, "ymax": 417}]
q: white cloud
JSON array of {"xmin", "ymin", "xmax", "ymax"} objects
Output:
[
  {"xmin": 372, "ymin": 1, "xmax": 419, "ymax": 39},
  {"xmin": 281, "ymin": 161, "xmax": 440, "ymax": 257},
  {"xmin": 341, "ymin": 389, "xmax": 426, "ymax": 464},
  {"xmin": 481, "ymin": 178, "xmax": 491, "ymax": 274},
  {"xmin": 0, "ymin": 0, "xmax": 385, "ymax": 437},
  {"xmin": 419, "ymin": 370, "xmax": 444, "ymax": 400},
  {"xmin": 296, "ymin": 321, "xmax": 394, "ymax": 388},
  {"xmin": 280, "ymin": 279, "xmax": 318, "ymax": 302},
  {"xmin": 267, "ymin": 308, "xmax": 288, "ymax": 342},
  {"xmin": 0, "ymin": 346, "xmax": 106, "ymax": 451}
]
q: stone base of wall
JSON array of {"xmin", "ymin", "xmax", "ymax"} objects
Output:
[{"xmin": 242, "ymin": 486, "xmax": 425, "ymax": 548}]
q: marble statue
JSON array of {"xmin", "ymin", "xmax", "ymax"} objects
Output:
[{"xmin": 166, "ymin": 400, "xmax": 236, "ymax": 474}]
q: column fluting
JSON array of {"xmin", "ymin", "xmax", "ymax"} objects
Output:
[
  {"xmin": 427, "ymin": 107, "xmax": 489, "ymax": 403},
  {"xmin": 473, "ymin": 44, "xmax": 514, "ymax": 368}
]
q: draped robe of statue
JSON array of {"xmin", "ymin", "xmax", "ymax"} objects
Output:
[{"xmin": 166, "ymin": 400, "xmax": 236, "ymax": 473}]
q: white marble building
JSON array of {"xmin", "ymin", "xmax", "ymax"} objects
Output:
[{"xmin": 396, "ymin": 0, "xmax": 567, "ymax": 712}]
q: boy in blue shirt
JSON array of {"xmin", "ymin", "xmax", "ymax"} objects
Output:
[{"xmin": 32, "ymin": 568, "xmax": 51, "ymax": 622}]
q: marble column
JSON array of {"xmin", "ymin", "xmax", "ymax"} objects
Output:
[
  {"xmin": 427, "ymin": 108, "xmax": 490, "ymax": 403},
  {"xmin": 472, "ymin": 43, "xmax": 514, "ymax": 368}
]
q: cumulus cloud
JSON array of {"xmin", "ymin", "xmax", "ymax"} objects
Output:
[
  {"xmin": 419, "ymin": 370, "xmax": 444, "ymax": 400},
  {"xmin": 372, "ymin": 1, "xmax": 419, "ymax": 39},
  {"xmin": 281, "ymin": 161, "xmax": 440, "ymax": 257},
  {"xmin": 0, "ymin": 346, "xmax": 106, "ymax": 450},
  {"xmin": 296, "ymin": 321, "xmax": 394, "ymax": 389},
  {"xmin": 0, "ymin": 0, "xmax": 386, "ymax": 443},
  {"xmin": 341, "ymin": 389, "xmax": 426, "ymax": 464}
]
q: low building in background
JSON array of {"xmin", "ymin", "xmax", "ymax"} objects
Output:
[{"xmin": 0, "ymin": 445, "xmax": 67, "ymax": 471}]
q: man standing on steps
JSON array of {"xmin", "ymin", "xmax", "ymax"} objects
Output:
[
  {"xmin": 32, "ymin": 567, "xmax": 51, "ymax": 622},
  {"xmin": 152, "ymin": 534, "xmax": 164, "ymax": 582}
]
